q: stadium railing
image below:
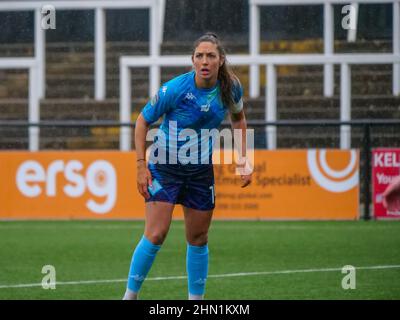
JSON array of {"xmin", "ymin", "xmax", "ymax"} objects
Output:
[
  {"xmin": 0, "ymin": 0, "xmax": 164, "ymax": 101},
  {"xmin": 0, "ymin": 58, "xmax": 39, "ymax": 150},
  {"xmin": 119, "ymin": 53, "xmax": 400, "ymax": 151},
  {"xmin": 2, "ymin": 0, "xmax": 397, "ymax": 102},
  {"xmin": 249, "ymin": 0, "xmax": 400, "ymax": 98}
]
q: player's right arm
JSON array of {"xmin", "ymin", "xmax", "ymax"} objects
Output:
[
  {"xmin": 135, "ymin": 82, "xmax": 176, "ymax": 199},
  {"xmin": 135, "ymin": 113, "xmax": 152, "ymax": 199}
]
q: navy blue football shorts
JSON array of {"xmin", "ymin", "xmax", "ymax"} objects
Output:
[{"xmin": 145, "ymin": 163, "xmax": 215, "ymax": 211}]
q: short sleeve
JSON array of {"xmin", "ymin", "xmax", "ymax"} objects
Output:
[
  {"xmin": 141, "ymin": 84, "xmax": 176, "ymax": 125},
  {"xmin": 229, "ymin": 79, "xmax": 244, "ymax": 114}
]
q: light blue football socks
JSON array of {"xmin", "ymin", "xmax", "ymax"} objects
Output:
[
  {"xmin": 125, "ymin": 235, "xmax": 161, "ymax": 298},
  {"xmin": 187, "ymin": 243, "xmax": 209, "ymax": 300},
  {"xmin": 124, "ymin": 236, "xmax": 209, "ymax": 300}
]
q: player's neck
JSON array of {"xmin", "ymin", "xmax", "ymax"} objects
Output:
[{"xmin": 194, "ymin": 74, "xmax": 218, "ymax": 89}]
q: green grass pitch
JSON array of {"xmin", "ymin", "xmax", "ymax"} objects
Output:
[{"xmin": 0, "ymin": 220, "xmax": 399, "ymax": 300}]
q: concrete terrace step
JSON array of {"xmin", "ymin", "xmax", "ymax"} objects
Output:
[
  {"xmin": 39, "ymin": 82, "xmax": 395, "ymax": 99},
  {"xmin": 1, "ymin": 41, "xmax": 395, "ymax": 100},
  {"xmin": 1, "ymin": 95, "xmax": 398, "ymax": 124},
  {"xmin": 0, "ymin": 99, "xmax": 28, "ymax": 120},
  {"xmin": 43, "ymin": 72, "xmax": 187, "ymax": 82},
  {"xmin": 39, "ymin": 98, "xmax": 145, "ymax": 120},
  {"xmin": 247, "ymin": 96, "xmax": 400, "ymax": 108},
  {"xmin": 39, "ymin": 68, "xmax": 394, "ymax": 81},
  {"xmin": 1, "ymin": 123, "xmax": 398, "ymax": 150},
  {"xmin": 3, "ymin": 82, "xmax": 393, "ymax": 100},
  {"xmin": 43, "ymin": 62, "xmax": 394, "ymax": 76},
  {"xmin": 0, "ymin": 98, "xmax": 141, "ymax": 120},
  {"xmin": 274, "ymin": 83, "xmax": 392, "ymax": 97},
  {"xmin": 295, "ymin": 64, "xmax": 393, "ymax": 73},
  {"xmin": 246, "ymin": 95, "xmax": 400, "ymax": 119},
  {"xmin": 46, "ymin": 64, "xmax": 188, "ymax": 76},
  {"xmin": 275, "ymin": 132, "xmax": 400, "ymax": 149},
  {"xmin": 335, "ymin": 40, "xmax": 392, "ymax": 53},
  {"xmin": 45, "ymin": 51, "xmax": 151, "ymax": 64},
  {"xmin": 277, "ymin": 71, "xmax": 392, "ymax": 84},
  {"xmin": 0, "ymin": 39, "xmax": 392, "ymax": 52}
]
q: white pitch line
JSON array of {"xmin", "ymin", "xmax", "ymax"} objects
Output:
[{"xmin": 1, "ymin": 264, "xmax": 399, "ymax": 289}]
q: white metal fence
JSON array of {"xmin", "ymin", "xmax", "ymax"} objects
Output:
[
  {"xmin": 0, "ymin": 0, "xmax": 163, "ymax": 150},
  {"xmin": 1, "ymin": 0, "xmax": 399, "ymax": 151},
  {"xmin": 0, "ymin": 0, "xmax": 163, "ymax": 101},
  {"xmin": 119, "ymin": 53, "xmax": 400, "ymax": 151},
  {"xmin": 0, "ymin": 58, "xmax": 39, "ymax": 150},
  {"xmin": 249, "ymin": 0, "xmax": 400, "ymax": 98}
]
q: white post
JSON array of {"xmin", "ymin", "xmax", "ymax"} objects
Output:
[
  {"xmin": 158, "ymin": 0, "xmax": 166, "ymax": 44},
  {"xmin": 150, "ymin": 2, "xmax": 160, "ymax": 97},
  {"xmin": 266, "ymin": 64, "xmax": 277, "ymax": 150},
  {"xmin": 393, "ymin": 1, "xmax": 400, "ymax": 96},
  {"xmin": 35, "ymin": 8, "xmax": 45, "ymax": 99},
  {"xmin": 347, "ymin": 3, "xmax": 359, "ymax": 43},
  {"xmin": 250, "ymin": 2, "xmax": 260, "ymax": 98},
  {"xmin": 340, "ymin": 63, "xmax": 351, "ymax": 149},
  {"xmin": 324, "ymin": 2, "xmax": 334, "ymax": 97},
  {"xmin": 120, "ymin": 63, "xmax": 131, "ymax": 151},
  {"xmin": 95, "ymin": 8, "xmax": 106, "ymax": 100},
  {"xmin": 29, "ymin": 66, "xmax": 39, "ymax": 151}
]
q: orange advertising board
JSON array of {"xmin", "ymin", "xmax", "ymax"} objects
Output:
[
  {"xmin": 0, "ymin": 150, "xmax": 359, "ymax": 220},
  {"xmin": 213, "ymin": 149, "xmax": 359, "ymax": 219},
  {"xmin": 0, "ymin": 151, "xmax": 142, "ymax": 219}
]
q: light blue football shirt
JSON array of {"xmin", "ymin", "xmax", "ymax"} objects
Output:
[{"xmin": 141, "ymin": 71, "xmax": 243, "ymax": 164}]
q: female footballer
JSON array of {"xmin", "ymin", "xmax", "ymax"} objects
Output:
[{"xmin": 123, "ymin": 33, "xmax": 252, "ymax": 300}]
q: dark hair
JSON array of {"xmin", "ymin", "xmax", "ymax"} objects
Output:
[{"xmin": 192, "ymin": 32, "xmax": 239, "ymax": 109}]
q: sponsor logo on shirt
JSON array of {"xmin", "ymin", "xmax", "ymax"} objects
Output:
[{"xmin": 200, "ymin": 104, "xmax": 210, "ymax": 112}]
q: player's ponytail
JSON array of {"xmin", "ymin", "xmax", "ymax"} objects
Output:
[{"xmin": 192, "ymin": 33, "xmax": 239, "ymax": 109}]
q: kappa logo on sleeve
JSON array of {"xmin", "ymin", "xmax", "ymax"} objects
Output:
[{"xmin": 150, "ymin": 93, "xmax": 159, "ymax": 106}]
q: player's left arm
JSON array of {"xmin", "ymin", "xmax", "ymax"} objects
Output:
[{"xmin": 229, "ymin": 81, "xmax": 252, "ymax": 188}]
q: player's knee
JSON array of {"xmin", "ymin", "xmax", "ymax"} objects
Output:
[
  {"xmin": 187, "ymin": 232, "xmax": 208, "ymax": 246},
  {"xmin": 145, "ymin": 230, "xmax": 168, "ymax": 245}
]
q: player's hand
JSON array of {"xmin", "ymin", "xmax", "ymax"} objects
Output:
[
  {"xmin": 236, "ymin": 160, "xmax": 253, "ymax": 188},
  {"xmin": 382, "ymin": 175, "xmax": 400, "ymax": 212},
  {"xmin": 240, "ymin": 174, "xmax": 252, "ymax": 188},
  {"xmin": 137, "ymin": 161, "xmax": 152, "ymax": 199}
]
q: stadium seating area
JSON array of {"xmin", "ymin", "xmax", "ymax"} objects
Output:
[{"xmin": 0, "ymin": 39, "xmax": 399, "ymax": 151}]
